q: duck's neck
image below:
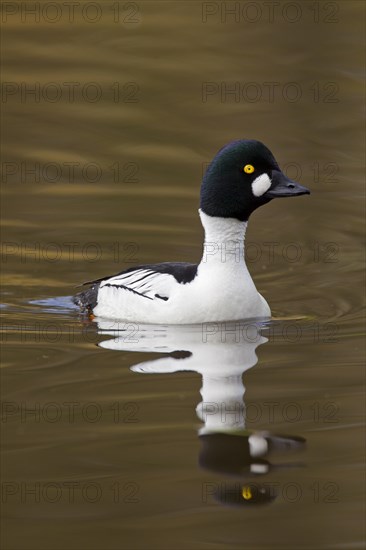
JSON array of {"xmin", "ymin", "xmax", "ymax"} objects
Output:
[{"xmin": 199, "ymin": 209, "xmax": 247, "ymax": 266}]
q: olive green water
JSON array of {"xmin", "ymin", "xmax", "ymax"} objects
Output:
[{"xmin": 1, "ymin": 1, "xmax": 365, "ymax": 549}]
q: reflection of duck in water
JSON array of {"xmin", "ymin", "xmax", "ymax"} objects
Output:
[
  {"xmin": 75, "ymin": 140, "xmax": 309, "ymax": 323},
  {"xmin": 98, "ymin": 321, "xmax": 305, "ymax": 506}
]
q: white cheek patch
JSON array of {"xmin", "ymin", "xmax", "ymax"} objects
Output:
[{"xmin": 251, "ymin": 173, "xmax": 272, "ymax": 197}]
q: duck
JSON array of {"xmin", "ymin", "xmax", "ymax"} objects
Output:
[{"xmin": 74, "ymin": 139, "xmax": 310, "ymax": 323}]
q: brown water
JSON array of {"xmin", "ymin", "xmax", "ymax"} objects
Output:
[{"xmin": 1, "ymin": 1, "xmax": 365, "ymax": 548}]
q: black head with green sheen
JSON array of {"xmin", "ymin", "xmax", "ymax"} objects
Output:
[{"xmin": 200, "ymin": 140, "xmax": 310, "ymax": 222}]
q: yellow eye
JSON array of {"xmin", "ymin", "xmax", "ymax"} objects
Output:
[
  {"xmin": 242, "ymin": 486, "xmax": 252, "ymax": 500},
  {"xmin": 244, "ymin": 164, "xmax": 255, "ymax": 174}
]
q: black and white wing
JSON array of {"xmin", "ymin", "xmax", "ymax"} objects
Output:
[{"xmin": 73, "ymin": 262, "xmax": 198, "ymax": 312}]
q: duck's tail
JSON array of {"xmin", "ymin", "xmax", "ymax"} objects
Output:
[{"xmin": 73, "ymin": 283, "xmax": 100, "ymax": 312}]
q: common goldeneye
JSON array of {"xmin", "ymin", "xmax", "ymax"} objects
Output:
[{"xmin": 74, "ymin": 139, "xmax": 310, "ymax": 323}]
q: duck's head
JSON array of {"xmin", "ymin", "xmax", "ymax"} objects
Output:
[{"xmin": 200, "ymin": 139, "xmax": 310, "ymax": 222}]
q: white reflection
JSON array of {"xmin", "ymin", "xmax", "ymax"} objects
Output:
[
  {"xmin": 97, "ymin": 319, "xmax": 265, "ymax": 436},
  {"xmin": 96, "ymin": 318, "xmax": 305, "ymax": 506}
]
